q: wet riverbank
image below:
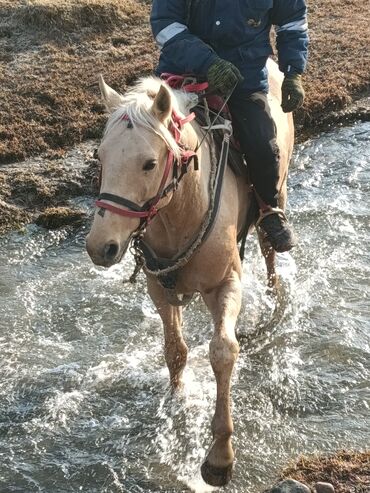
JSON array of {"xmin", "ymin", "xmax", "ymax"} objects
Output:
[{"xmin": 0, "ymin": 142, "xmax": 98, "ymax": 234}]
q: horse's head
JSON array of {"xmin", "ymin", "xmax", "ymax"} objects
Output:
[{"xmin": 86, "ymin": 76, "xmax": 196, "ymax": 267}]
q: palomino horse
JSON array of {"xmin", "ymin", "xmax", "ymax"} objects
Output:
[{"xmin": 86, "ymin": 58, "xmax": 294, "ymax": 487}]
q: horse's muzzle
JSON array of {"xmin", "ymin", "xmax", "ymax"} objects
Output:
[{"xmin": 86, "ymin": 237, "xmax": 129, "ymax": 267}]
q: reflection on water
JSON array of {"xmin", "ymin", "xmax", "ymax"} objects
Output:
[{"xmin": 0, "ymin": 122, "xmax": 369, "ymax": 492}]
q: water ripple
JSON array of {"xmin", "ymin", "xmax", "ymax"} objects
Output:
[{"xmin": 0, "ymin": 123, "xmax": 369, "ymax": 492}]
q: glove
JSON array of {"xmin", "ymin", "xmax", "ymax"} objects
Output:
[
  {"xmin": 281, "ymin": 73, "xmax": 305, "ymax": 113},
  {"xmin": 207, "ymin": 58, "xmax": 243, "ymax": 96}
]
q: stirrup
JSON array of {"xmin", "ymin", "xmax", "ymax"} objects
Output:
[{"xmin": 255, "ymin": 207, "xmax": 287, "ymax": 228}]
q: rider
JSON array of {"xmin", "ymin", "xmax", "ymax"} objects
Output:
[{"xmin": 150, "ymin": 0, "xmax": 308, "ymax": 252}]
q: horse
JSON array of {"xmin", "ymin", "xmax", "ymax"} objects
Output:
[{"xmin": 86, "ymin": 58, "xmax": 294, "ymax": 487}]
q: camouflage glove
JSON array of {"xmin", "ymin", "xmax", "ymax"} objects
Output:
[
  {"xmin": 207, "ymin": 58, "xmax": 243, "ymax": 96},
  {"xmin": 281, "ymin": 74, "xmax": 305, "ymax": 113}
]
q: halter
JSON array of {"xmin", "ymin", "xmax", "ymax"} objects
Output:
[{"xmin": 95, "ymin": 110, "xmax": 198, "ymax": 227}]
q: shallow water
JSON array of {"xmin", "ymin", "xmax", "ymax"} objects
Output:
[{"xmin": 0, "ymin": 122, "xmax": 369, "ymax": 493}]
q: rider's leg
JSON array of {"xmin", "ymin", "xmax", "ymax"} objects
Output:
[{"xmin": 228, "ymin": 91, "xmax": 296, "ymax": 252}]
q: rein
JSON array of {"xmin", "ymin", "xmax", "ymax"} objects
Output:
[{"xmin": 137, "ymin": 118, "xmax": 232, "ymax": 281}]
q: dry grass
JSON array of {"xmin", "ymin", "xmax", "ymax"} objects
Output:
[
  {"xmin": 0, "ymin": 0, "xmax": 369, "ymax": 164},
  {"xmin": 12, "ymin": 0, "xmax": 147, "ymax": 32},
  {"xmin": 0, "ymin": 0, "xmax": 369, "ymax": 233},
  {"xmin": 0, "ymin": 0, "xmax": 155, "ymax": 164},
  {"xmin": 35, "ymin": 206, "xmax": 86, "ymax": 229},
  {"xmin": 300, "ymin": 0, "xmax": 370, "ymax": 126},
  {"xmin": 281, "ymin": 450, "xmax": 370, "ymax": 493},
  {"xmin": 0, "ymin": 200, "xmax": 31, "ymax": 234}
]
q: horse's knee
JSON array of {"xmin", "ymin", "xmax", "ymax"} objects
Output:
[
  {"xmin": 165, "ymin": 339, "xmax": 188, "ymax": 384},
  {"xmin": 211, "ymin": 334, "xmax": 239, "ymax": 356},
  {"xmin": 165, "ymin": 340, "xmax": 187, "ymax": 365},
  {"xmin": 209, "ymin": 334, "xmax": 239, "ymax": 374}
]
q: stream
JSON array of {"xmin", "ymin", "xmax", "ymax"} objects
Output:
[{"xmin": 0, "ymin": 122, "xmax": 369, "ymax": 493}]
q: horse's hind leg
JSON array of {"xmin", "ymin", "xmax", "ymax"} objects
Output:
[
  {"xmin": 147, "ymin": 276, "xmax": 187, "ymax": 390},
  {"xmin": 258, "ymin": 176, "xmax": 288, "ymax": 290},
  {"xmin": 258, "ymin": 233, "xmax": 277, "ymax": 290},
  {"xmin": 200, "ymin": 269, "xmax": 241, "ymax": 487}
]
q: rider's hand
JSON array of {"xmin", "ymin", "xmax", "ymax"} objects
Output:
[
  {"xmin": 281, "ymin": 73, "xmax": 305, "ymax": 113},
  {"xmin": 207, "ymin": 58, "xmax": 243, "ymax": 96}
]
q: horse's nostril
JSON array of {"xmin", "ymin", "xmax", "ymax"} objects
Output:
[{"xmin": 104, "ymin": 241, "xmax": 119, "ymax": 261}]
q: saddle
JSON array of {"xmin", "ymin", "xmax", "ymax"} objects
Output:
[{"xmin": 192, "ymin": 98, "xmax": 248, "ymax": 180}]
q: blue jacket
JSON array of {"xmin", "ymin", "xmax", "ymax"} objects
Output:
[{"xmin": 151, "ymin": 0, "xmax": 308, "ymax": 94}]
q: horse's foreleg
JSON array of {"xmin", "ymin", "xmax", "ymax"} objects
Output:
[
  {"xmin": 146, "ymin": 276, "xmax": 187, "ymax": 390},
  {"xmin": 201, "ymin": 270, "xmax": 241, "ymax": 487}
]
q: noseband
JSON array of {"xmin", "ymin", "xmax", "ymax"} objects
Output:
[{"xmin": 95, "ymin": 111, "xmax": 198, "ymax": 227}]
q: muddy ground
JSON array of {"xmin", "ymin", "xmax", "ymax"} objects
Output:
[{"xmin": 0, "ymin": 0, "xmax": 369, "ymax": 233}]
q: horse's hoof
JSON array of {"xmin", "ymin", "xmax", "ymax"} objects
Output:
[{"xmin": 201, "ymin": 460, "xmax": 233, "ymax": 487}]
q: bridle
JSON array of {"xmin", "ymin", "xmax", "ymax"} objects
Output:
[
  {"xmin": 93, "ymin": 78, "xmax": 239, "ymax": 299},
  {"xmin": 95, "ymin": 110, "xmax": 199, "ymax": 229}
]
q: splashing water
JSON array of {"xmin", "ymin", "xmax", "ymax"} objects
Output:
[{"xmin": 0, "ymin": 122, "xmax": 369, "ymax": 492}]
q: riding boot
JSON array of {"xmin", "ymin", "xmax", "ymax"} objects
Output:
[
  {"xmin": 258, "ymin": 212, "xmax": 296, "ymax": 252},
  {"xmin": 228, "ymin": 91, "xmax": 296, "ymax": 252}
]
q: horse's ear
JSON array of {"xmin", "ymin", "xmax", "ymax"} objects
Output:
[
  {"xmin": 98, "ymin": 74, "xmax": 124, "ymax": 113},
  {"xmin": 152, "ymin": 84, "xmax": 172, "ymax": 123}
]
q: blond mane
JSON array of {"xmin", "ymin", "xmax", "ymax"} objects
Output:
[{"xmin": 104, "ymin": 77, "xmax": 198, "ymax": 160}]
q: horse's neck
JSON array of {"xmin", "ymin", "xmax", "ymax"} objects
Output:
[{"xmin": 144, "ymin": 126, "xmax": 211, "ymax": 258}]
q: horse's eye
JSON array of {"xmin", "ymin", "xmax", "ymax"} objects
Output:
[{"xmin": 143, "ymin": 159, "xmax": 157, "ymax": 171}]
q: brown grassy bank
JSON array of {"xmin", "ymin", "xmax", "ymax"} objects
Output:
[
  {"xmin": 0, "ymin": 0, "xmax": 369, "ymax": 165},
  {"xmin": 0, "ymin": 0, "xmax": 369, "ymax": 232},
  {"xmin": 0, "ymin": 0, "xmax": 155, "ymax": 164},
  {"xmin": 280, "ymin": 450, "xmax": 370, "ymax": 493}
]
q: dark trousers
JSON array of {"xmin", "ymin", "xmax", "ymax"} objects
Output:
[{"xmin": 228, "ymin": 91, "xmax": 280, "ymax": 207}]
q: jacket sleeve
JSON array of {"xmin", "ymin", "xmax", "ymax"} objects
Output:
[
  {"xmin": 150, "ymin": 0, "xmax": 218, "ymax": 76},
  {"xmin": 271, "ymin": 0, "xmax": 309, "ymax": 75}
]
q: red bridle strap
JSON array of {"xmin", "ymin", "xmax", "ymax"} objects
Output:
[
  {"xmin": 95, "ymin": 200, "xmax": 157, "ymax": 219},
  {"xmin": 95, "ymin": 110, "xmax": 196, "ymax": 222},
  {"xmin": 160, "ymin": 73, "xmax": 209, "ymax": 93}
]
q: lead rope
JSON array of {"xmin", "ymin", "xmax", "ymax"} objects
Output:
[
  {"xmin": 123, "ymin": 218, "xmax": 148, "ymax": 284},
  {"xmin": 124, "ymin": 83, "xmax": 237, "ymax": 284}
]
